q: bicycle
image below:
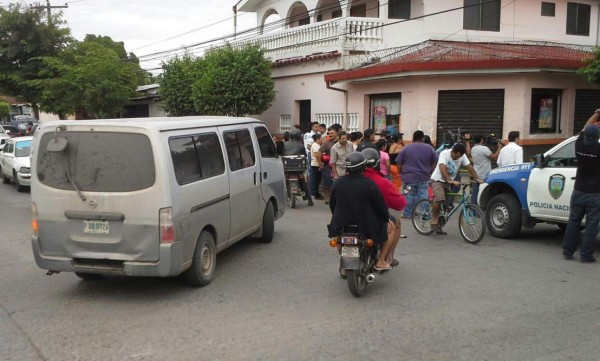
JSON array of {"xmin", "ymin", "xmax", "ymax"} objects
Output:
[{"xmin": 411, "ymin": 182, "xmax": 486, "ymax": 244}]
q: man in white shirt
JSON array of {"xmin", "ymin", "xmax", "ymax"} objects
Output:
[
  {"xmin": 497, "ymin": 131, "xmax": 523, "ymax": 167},
  {"xmin": 430, "ymin": 143, "xmax": 481, "ymax": 235}
]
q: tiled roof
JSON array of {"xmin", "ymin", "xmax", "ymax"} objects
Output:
[{"xmin": 326, "ymin": 40, "xmax": 595, "ymax": 83}]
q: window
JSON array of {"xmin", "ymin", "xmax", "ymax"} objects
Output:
[
  {"xmin": 224, "ymin": 130, "xmax": 256, "ymax": 171},
  {"xmin": 37, "ymin": 132, "xmax": 155, "ymax": 192},
  {"xmin": 370, "ymin": 94, "xmax": 401, "ymax": 135},
  {"xmin": 255, "ymin": 126, "xmax": 278, "ymax": 158},
  {"xmin": 169, "ymin": 133, "xmax": 225, "ymax": 185},
  {"xmin": 350, "ymin": 4, "xmax": 366, "ymax": 17},
  {"xmin": 567, "ymin": 2, "xmax": 590, "ymax": 36},
  {"xmin": 546, "ymin": 140, "xmax": 576, "ymax": 167},
  {"xmin": 541, "ymin": 2, "xmax": 555, "ymax": 17},
  {"xmin": 530, "ymin": 89, "xmax": 562, "ymax": 134},
  {"xmin": 389, "ymin": 0, "xmax": 410, "ymax": 19},
  {"xmin": 463, "ymin": 0, "xmax": 500, "ymax": 32}
]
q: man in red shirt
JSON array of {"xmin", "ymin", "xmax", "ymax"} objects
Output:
[{"xmin": 361, "ymin": 148, "xmax": 407, "ymax": 268}]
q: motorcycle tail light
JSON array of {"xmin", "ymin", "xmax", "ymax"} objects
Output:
[
  {"xmin": 329, "ymin": 239, "xmax": 338, "ymax": 247},
  {"xmin": 364, "ymin": 239, "xmax": 374, "ymax": 248}
]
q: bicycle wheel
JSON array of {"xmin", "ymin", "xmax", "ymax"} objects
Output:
[
  {"xmin": 412, "ymin": 199, "xmax": 434, "ymax": 235},
  {"xmin": 459, "ymin": 204, "xmax": 486, "ymax": 244}
]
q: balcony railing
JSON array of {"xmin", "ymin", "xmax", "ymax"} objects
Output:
[
  {"xmin": 279, "ymin": 113, "xmax": 360, "ymax": 133},
  {"xmin": 231, "ymin": 17, "xmax": 384, "ymax": 61}
]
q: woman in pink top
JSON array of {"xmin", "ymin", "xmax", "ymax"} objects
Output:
[{"xmin": 376, "ymin": 139, "xmax": 391, "ymax": 181}]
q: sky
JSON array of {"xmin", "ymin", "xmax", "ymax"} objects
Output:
[{"xmin": 9, "ymin": 0, "xmax": 258, "ymax": 72}]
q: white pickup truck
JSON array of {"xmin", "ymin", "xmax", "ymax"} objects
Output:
[{"xmin": 478, "ymin": 135, "xmax": 589, "ymax": 238}]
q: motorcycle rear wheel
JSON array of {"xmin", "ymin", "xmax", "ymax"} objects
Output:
[{"xmin": 346, "ymin": 270, "xmax": 368, "ymax": 297}]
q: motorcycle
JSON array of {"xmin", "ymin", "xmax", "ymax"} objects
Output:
[
  {"xmin": 282, "ymin": 155, "xmax": 309, "ymax": 209},
  {"xmin": 329, "ymin": 225, "xmax": 381, "ymax": 297},
  {"xmin": 285, "ymin": 171, "xmax": 305, "ymax": 209}
]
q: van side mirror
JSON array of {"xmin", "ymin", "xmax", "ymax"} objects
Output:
[
  {"xmin": 534, "ymin": 153, "xmax": 546, "ymax": 168},
  {"xmin": 46, "ymin": 138, "xmax": 68, "ymax": 153}
]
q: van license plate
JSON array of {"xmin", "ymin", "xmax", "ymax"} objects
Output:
[
  {"xmin": 83, "ymin": 220, "xmax": 110, "ymax": 235},
  {"xmin": 341, "ymin": 246, "xmax": 359, "ymax": 258}
]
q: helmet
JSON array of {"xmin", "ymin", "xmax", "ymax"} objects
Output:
[
  {"xmin": 361, "ymin": 148, "xmax": 380, "ymax": 168},
  {"xmin": 290, "ymin": 129, "xmax": 302, "ymax": 141},
  {"xmin": 345, "ymin": 152, "xmax": 367, "ymax": 173}
]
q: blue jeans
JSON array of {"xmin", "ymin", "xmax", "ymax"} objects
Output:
[
  {"xmin": 471, "ymin": 183, "xmax": 480, "ymax": 205},
  {"xmin": 403, "ymin": 181, "xmax": 430, "ymax": 217},
  {"xmin": 562, "ymin": 191, "xmax": 600, "ymax": 259}
]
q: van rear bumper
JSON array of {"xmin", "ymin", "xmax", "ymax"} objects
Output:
[{"xmin": 31, "ymin": 236, "xmax": 184, "ymax": 277}]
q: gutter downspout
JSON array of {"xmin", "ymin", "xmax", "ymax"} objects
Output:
[
  {"xmin": 596, "ymin": 4, "xmax": 600, "ymax": 46},
  {"xmin": 233, "ymin": 0, "xmax": 244, "ymax": 40},
  {"xmin": 326, "ymin": 81, "xmax": 349, "ymax": 130}
]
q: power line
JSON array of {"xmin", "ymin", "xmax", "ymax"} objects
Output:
[{"xmin": 139, "ymin": 0, "xmax": 502, "ymax": 70}]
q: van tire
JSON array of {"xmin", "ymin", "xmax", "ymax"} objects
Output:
[
  {"xmin": 183, "ymin": 231, "xmax": 216, "ymax": 287},
  {"xmin": 75, "ymin": 272, "xmax": 104, "ymax": 281},
  {"xmin": 259, "ymin": 202, "xmax": 275, "ymax": 243}
]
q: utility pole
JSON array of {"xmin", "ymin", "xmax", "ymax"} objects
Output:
[{"xmin": 31, "ymin": 1, "xmax": 68, "ymax": 25}]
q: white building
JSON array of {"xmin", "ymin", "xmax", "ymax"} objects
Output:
[{"xmin": 233, "ymin": 0, "xmax": 600, "ymax": 156}]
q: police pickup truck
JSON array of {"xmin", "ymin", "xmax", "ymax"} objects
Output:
[{"xmin": 478, "ymin": 136, "xmax": 585, "ymax": 238}]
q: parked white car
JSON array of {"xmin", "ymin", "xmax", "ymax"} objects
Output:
[
  {"xmin": 0, "ymin": 136, "xmax": 33, "ymax": 192},
  {"xmin": 0, "ymin": 132, "xmax": 9, "ymax": 150}
]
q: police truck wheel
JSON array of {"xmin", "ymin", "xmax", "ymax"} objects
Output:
[
  {"xmin": 486, "ymin": 194, "xmax": 522, "ymax": 239},
  {"xmin": 183, "ymin": 231, "xmax": 217, "ymax": 287}
]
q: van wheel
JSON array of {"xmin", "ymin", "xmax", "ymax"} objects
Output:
[
  {"xmin": 75, "ymin": 272, "xmax": 104, "ymax": 281},
  {"xmin": 485, "ymin": 194, "xmax": 522, "ymax": 239},
  {"xmin": 183, "ymin": 231, "xmax": 216, "ymax": 287},
  {"xmin": 259, "ymin": 201, "xmax": 275, "ymax": 243}
]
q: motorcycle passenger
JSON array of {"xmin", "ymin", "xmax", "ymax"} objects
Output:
[
  {"xmin": 284, "ymin": 129, "xmax": 313, "ymax": 206},
  {"xmin": 361, "ymin": 148, "xmax": 407, "ymax": 267},
  {"xmin": 328, "ymin": 152, "xmax": 394, "ymax": 271}
]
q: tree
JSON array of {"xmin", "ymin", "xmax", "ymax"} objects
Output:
[
  {"xmin": 0, "ymin": 4, "xmax": 71, "ymax": 118},
  {"xmin": 0, "ymin": 101, "xmax": 9, "ymax": 121},
  {"xmin": 35, "ymin": 39, "xmax": 138, "ymax": 119},
  {"xmin": 159, "ymin": 54, "xmax": 204, "ymax": 116},
  {"xmin": 579, "ymin": 48, "xmax": 600, "ymax": 86},
  {"xmin": 192, "ymin": 45, "xmax": 275, "ymax": 117}
]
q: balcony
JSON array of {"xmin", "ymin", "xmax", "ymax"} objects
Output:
[{"xmin": 230, "ymin": 17, "xmax": 385, "ymax": 62}]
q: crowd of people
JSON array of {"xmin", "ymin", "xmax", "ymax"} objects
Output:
[{"xmin": 277, "ymin": 122, "xmax": 528, "ymax": 258}]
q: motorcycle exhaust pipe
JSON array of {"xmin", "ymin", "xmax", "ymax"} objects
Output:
[{"xmin": 366, "ymin": 273, "xmax": 376, "ymax": 283}]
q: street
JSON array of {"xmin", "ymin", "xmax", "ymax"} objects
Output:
[{"xmin": 1, "ymin": 184, "xmax": 600, "ymax": 361}]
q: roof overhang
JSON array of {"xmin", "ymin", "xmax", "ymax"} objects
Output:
[
  {"xmin": 325, "ymin": 41, "xmax": 594, "ymax": 85},
  {"xmin": 236, "ymin": 0, "xmax": 261, "ymax": 13}
]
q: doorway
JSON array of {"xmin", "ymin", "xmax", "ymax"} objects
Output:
[{"xmin": 298, "ymin": 100, "xmax": 311, "ymax": 132}]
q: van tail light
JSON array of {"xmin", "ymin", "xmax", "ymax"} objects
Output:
[
  {"xmin": 31, "ymin": 202, "xmax": 38, "ymax": 236},
  {"xmin": 159, "ymin": 207, "xmax": 175, "ymax": 243}
]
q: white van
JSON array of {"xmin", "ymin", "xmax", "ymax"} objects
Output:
[{"xmin": 30, "ymin": 117, "xmax": 286, "ymax": 286}]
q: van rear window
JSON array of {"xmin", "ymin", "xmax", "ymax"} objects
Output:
[{"xmin": 37, "ymin": 132, "xmax": 155, "ymax": 192}]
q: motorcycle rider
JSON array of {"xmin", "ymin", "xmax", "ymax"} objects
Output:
[
  {"xmin": 284, "ymin": 129, "xmax": 313, "ymax": 206},
  {"xmin": 361, "ymin": 148, "xmax": 407, "ymax": 267},
  {"xmin": 328, "ymin": 152, "xmax": 394, "ymax": 271}
]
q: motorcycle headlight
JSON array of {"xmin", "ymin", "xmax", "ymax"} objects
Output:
[{"xmin": 19, "ymin": 166, "xmax": 31, "ymax": 174}]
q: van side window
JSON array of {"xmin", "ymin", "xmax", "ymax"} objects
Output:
[
  {"xmin": 255, "ymin": 126, "xmax": 277, "ymax": 158},
  {"xmin": 169, "ymin": 133, "xmax": 225, "ymax": 185},
  {"xmin": 224, "ymin": 130, "xmax": 256, "ymax": 171}
]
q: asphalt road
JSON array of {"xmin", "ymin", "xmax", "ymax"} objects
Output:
[{"xmin": 1, "ymin": 184, "xmax": 600, "ymax": 361}]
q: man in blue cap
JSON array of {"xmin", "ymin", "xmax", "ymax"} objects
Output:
[{"xmin": 562, "ymin": 110, "xmax": 600, "ymax": 263}]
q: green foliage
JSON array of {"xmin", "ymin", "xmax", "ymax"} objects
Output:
[
  {"xmin": 159, "ymin": 54, "xmax": 204, "ymax": 116},
  {"xmin": 192, "ymin": 45, "xmax": 275, "ymax": 117},
  {"xmin": 159, "ymin": 45, "xmax": 275, "ymax": 117},
  {"xmin": 35, "ymin": 40, "xmax": 138, "ymax": 119},
  {"xmin": 0, "ymin": 101, "xmax": 9, "ymax": 119},
  {"xmin": 0, "ymin": 3, "xmax": 71, "ymax": 106},
  {"xmin": 579, "ymin": 48, "xmax": 600, "ymax": 85}
]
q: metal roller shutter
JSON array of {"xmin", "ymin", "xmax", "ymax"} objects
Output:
[
  {"xmin": 574, "ymin": 89, "xmax": 600, "ymax": 134},
  {"xmin": 436, "ymin": 89, "xmax": 505, "ymax": 146}
]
